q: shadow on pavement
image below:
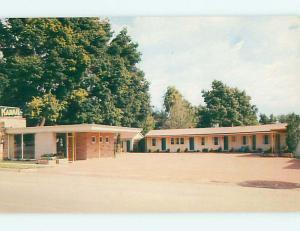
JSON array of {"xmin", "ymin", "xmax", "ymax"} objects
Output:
[
  {"xmin": 284, "ymin": 159, "xmax": 300, "ymax": 170},
  {"xmin": 238, "ymin": 180, "xmax": 300, "ymax": 189}
]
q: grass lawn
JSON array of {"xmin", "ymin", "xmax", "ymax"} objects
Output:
[{"xmin": 0, "ymin": 160, "xmax": 42, "ymax": 169}]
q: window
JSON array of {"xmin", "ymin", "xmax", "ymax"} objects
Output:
[
  {"xmin": 214, "ymin": 137, "xmax": 219, "ymax": 145},
  {"xmin": 264, "ymin": 135, "xmax": 269, "ymax": 144},
  {"xmin": 242, "ymin": 136, "xmax": 247, "ymax": 145},
  {"xmin": 176, "ymin": 138, "xmax": 180, "ymax": 144},
  {"xmin": 105, "ymin": 137, "xmax": 109, "ymax": 143},
  {"xmin": 99, "ymin": 136, "xmax": 103, "ymax": 143},
  {"xmin": 231, "ymin": 136, "xmax": 236, "ymax": 142},
  {"xmin": 180, "ymin": 138, "xmax": 184, "ymax": 144},
  {"xmin": 91, "ymin": 136, "xmax": 96, "ymax": 144},
  {"xmin": 152, "ymin": 138, "xmax": 156, "ymax": 146},
  {"xmin": 171, "ymin": 138, "xmax": 174, "ymax": 144},
  {"xmin": 201, "ymin": 137, "xmax": 205, "ymax": 145}
]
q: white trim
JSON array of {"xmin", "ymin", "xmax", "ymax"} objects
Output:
[
  {"xmin": 6, "ymin": 124, "xmax": 142, "ymax": 135},
  {"xmin": 21, "ymin": 133, "xmax": 24, "ymax": 160}
]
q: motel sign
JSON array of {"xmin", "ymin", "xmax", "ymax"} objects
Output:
[{"xmin": 0, "ymin": 106, "xmax": 22, "ymax": 117}]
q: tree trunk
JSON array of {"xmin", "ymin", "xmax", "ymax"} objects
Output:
[{"xmin": 39, "ymin": 117, "xmax": 46, "ymax": 126}]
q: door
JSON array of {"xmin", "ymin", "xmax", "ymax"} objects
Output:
[
  {"xmin": 189, "ymin": 137, "xmax": 195, "ymax": 151},
  {"xmin": 252, "ymin": 135, "xmax": 256, "ymax": 151},
  {"xmin": 161, "ymin": 138, "xmax": 166, "ymax": 151},
  {"xmin": 126, "ymin": 140, "xmax": 131, "ymax": 152},
  {"xmin": 224, "ymin": 136, "xmax": 229, "ymax": 151},
  {"xmin": 275, "ymin": 134, "xmax": 280, "ymax": 152},
  {"xmin": 67, "ymin": 133, "xmax": 75, "ymax": 161}
]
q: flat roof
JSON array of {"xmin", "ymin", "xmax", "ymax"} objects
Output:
[
  {"xmin": 6, "ymin": 124, "xmax": 142, "ymax": 138},
  {"xmin": 145, "ymin": 123, "xmax": 287, "ymax": 137}
]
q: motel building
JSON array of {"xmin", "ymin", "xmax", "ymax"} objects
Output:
[
  {"xmin": 0, "ymin": 106, "xmax": 142, "ymax": 161},
  {"xmin": 145, "ymin": 124, "xmax": 288, "ymax": 153}
]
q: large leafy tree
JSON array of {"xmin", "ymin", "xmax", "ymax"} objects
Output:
[
  {"xmin": 162, "ymin": 86, "xmax": 197, "ymax": 129},
  {"xmin": 275, "ymin": 113, "xmax": 300, "ymax": 153},
  {"xmin": 0, "ymin": 18, "xmax": 151, "ymax": 127},
  {"xmin": 198, "ymin": 80, "xmax": 258, "ymax": 127},
  {"xmin": 259, "ymin": 113, "xmax": 277, "ymax": 124}
]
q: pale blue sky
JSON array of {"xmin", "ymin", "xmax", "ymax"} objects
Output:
[{"xmin": 110, "ymin": 17, "xmax": 300, "ymax": 115}]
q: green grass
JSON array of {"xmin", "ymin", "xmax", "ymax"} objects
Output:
[{"xmin": 0, "ymin": 161, "xmax": 43, "ymax": 169}]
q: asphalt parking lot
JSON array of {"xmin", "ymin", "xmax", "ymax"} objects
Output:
[{"xmin": 0, "ymin": 153, "xmax": 299, "ymax": 212}]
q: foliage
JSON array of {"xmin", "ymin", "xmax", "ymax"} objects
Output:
[
  {"xmin": 163, "ymin": 86, "xmax": 197, "ymax": 129},
  {"xmin": 259, "ymin": 113, "xmax": 277, "ymax": 124},
  {"xmin": 152, "ymin": 110, "xmax": 168, "ymax": 129},
  {"xmin": 284, "ymin": 113, "xmax": 300, "ymax": 153},
  {"xmin": 164, "ymin": 99, "xmax": 197, "ymax": 129},
  {"xmin": 198, "ymin": 80, "xmax": 258, "ymax": 127},
  {"xmin": 24, "ymin": 93, "xmax": 64, "ymax": 126},
  {"xmin": 141, "ymin": 114, "xmax": 155, "ymax": 134},
  {"xmin": 0, "ymin": 18, "xmax": 151, "ymax": 127}
]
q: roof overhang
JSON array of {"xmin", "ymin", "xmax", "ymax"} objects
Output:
[{"xmin": 5, "ymin": 124, "xmax": 142, "ymax": 138}]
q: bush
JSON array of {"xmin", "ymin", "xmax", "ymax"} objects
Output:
[
  {"xmin": 184, "ymin": 148, "xmax": 188, "ymax": 152},
  {"xmin": 217, "ymin": 147, "xmax": 222, "ymax": 152},
  {"xmin": 177, "ymin": 148, "xmax": 181, "ymax": 153},
  {"xmin": 239, "ymin": 146, "xmax": 250, "ymax": 153},
  {"xmin": 156, "ymin": 149, "xmax": 160, "ymax": 153},
  {"xmin": 202, "ymin": 148, "xmax": 209, "ymax": 152},
  {"xmin": 166, "ymin": 148, "xmax": 170, "ymax": 153},
  {"xmin": 41, "ymin": 153, "xmax": 56, "ymax": 160},
  {"xmin": 264, "ymin": 147, "xmax": 272, "ymax": 153},
  {"xmin": 148, "ymin": 149, "xmax": 151, "ymax": 153},
  {"xmin": 229, "ymin": 147, "xmax": 234, "ymax": 152},
  {"xmin": 256, "ymin": 148, "xmax": 263, "ymax": 153},
  {"xmin": 196, "ymin": 150, "xmax": 200, "ymax": 152},
  {"xmin": 285, "ymin": 113, "xmax": 300, "ymax": 153}
]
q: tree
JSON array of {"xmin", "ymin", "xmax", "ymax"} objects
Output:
[
  {"xmin": 259, "ymin": 113, "xmax": 277, "ymax": 124},
  {"xmin": 164, "ymin": 100, "xmax": 196, "ymax": 129},
  {"xmin": 279, "ymin": 113, "xmax": 300, "ymax": 153},
  {"xmin": 153, "ymin": 110, "xmax": 168, "ymax": 129},
  {"xmin": 198, "ymin": 80, "xmax": 258, "ymax": 127},
  {"xmin": 24, "ymin": 93, "xmax": 64, "ymax": 126},
  {"xmin": 142, "ymin": 114, "xmax": 155, "ymax": 134},
  {"xmin": 162, "ymin": 86, "xmax": 197, "ymax": 129},
  {"xmin": 0, "ymin": 18, "xmax": 151, "ymax": 127}
]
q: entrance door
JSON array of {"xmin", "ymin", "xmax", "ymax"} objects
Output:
[
  {"xmin": 161, "ymin": 138, "xmax": 166, "ymax": 151},
  {"xmin": 189, "ymin": 137, "xmax": 195, "ymax": 151},
  {"xmin": 252, "ymin": 135, "xmax": 256, "ymax": 151},
  {"xmin": 224, "ymin": 136, "xmax": 229, "ymax": 151},
  {"xmin": 67, "ymin": 133, "xmax": 75, "ymax": 161},
  {"xmin": 275, "ymin": 134, "xmax": 280, "ymax": 152},
  {"xmin": 126, "ymin": 140, "xmax": 131, "ymax": 152}
]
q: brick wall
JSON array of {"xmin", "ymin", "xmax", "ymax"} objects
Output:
[
  {"xmin": 74, "ymin": 132, "xmax": 115, "ymax": 160},
  {"xmin": 99, "ymin": 133, "xmax": 115, "ymax": 158}
]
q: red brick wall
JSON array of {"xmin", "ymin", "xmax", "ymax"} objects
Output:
[
  {"xmin": 99, "ymin": 133, "xmax": 115, "ymax": 158},
  {"xmin": 75, "ymin": 133, "xmax": 88, "ymax": 160},
  {"xmin": 74, "ymin": 132, "xmax": 115, "ymax": 160}
]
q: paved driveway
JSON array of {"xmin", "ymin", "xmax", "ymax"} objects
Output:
[{"xmin": 0, "ymin": 153, "xmax": 299, "ymax": 212}]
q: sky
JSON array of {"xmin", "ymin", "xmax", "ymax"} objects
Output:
[{"xmin": 110, "ymin": 16, "xmax": 300, "ymax": 115}]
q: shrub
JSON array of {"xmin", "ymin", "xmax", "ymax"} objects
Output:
[
  {"xmin": 166, "ymin": 148, "xmax": 170, "ymax": 153},
  {"xmin": 217, "ymin": 147, "xmax": 222, "ymax": 152},
  {"xmin": 156, "ymin": 149, "xmax": 160, "ymax": 153},
  {"xmin": 177, "ymin": 148, "xmax": 181, "ymax": 153},
  {"xmin": 209, "ymin": 148, "xmax": 214, "ymax": 152},
  {"xmin": 264, "ymin": 147, "xmax": 272, "ymax": 153},
  {"xmin": 196, "ymin": 149, "xmax": 200, "ymax": 152},
  {"xmin": 256, "ymin": 148, "xmax": 263, "ymax": 153},
  {"xmin": 202, "ymin": 148, "xmax": 209, "ymax": 152},
  {"xmin": 184, "ymin": 148, "xmax": 188, "ymax": 152},
  {"xmin": 229, "ymin": 147, "xmax": 234, "ymax": 152},
  {"xmin": 285, "ymin": 113, "xmax": 300, "ymax": 153},
  {"xmin": 148, "ymin": 149, "xmax": 151, "ymax": 153}
]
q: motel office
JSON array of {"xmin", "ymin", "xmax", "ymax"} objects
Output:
[
  {"xmin": 145, "ymin": 124, "xmax": 288, "ymax": 153},
  {"xmin": 0, "ymin": 107, "xmax": 142, "ymax": 161}
]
